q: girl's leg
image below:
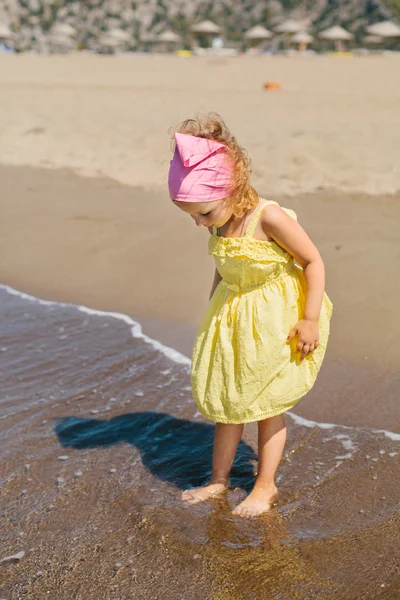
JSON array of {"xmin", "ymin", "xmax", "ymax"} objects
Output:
[
  {"xmin": 182, "ymin": 422, "xmax": 244, "ymax": 504},
  {"xmin": 232, "ymin": 413, "xmax": 286, "ymax": 517}
]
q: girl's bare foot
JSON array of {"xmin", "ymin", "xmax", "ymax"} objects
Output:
[
  {"xmin": 181, "ymin": 482, "xmax": 228, "ymax": 504},
  {"xmin": 232, "ymin": 484, "xmax": 278, "ymax": 518}
]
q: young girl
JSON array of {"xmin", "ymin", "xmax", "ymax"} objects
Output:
[{"xmin": 168, "ymin": 114, "xmax": 332, "ymax": 518}]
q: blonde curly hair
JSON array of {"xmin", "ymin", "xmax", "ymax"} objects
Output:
[{"xmin": 171, "ymin": 113, "xmax": 259, "ymax": 217}]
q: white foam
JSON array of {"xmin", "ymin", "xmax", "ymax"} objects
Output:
[
  {"xmin": 1, "ymin": 284, "xmax": 190, "ymax": 367},
  {"xmin": 273, "ymin": 394, "xmax": 400, "ymax": 442},
  {"xmin": 2, "ymin": 283, "xmax": 400, "ymax": 443},
  {"xmin": 79, "ymin": 305, "xmax": 190, "ymax": 366},
  {"xmin": 335, "ymin": 454, "xmax": 353, "ymax": 460},
  {"xmin": 333, "ymin": 434, "xmax": 357, "ymax": 452}
]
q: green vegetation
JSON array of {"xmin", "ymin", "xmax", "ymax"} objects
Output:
[
  {"xmin": 7, "ymin": 0, "xmax": 400, "ymax": 53},
  {"xmin": 281, "ymin": 0, "xmax": 303, "ymax": 8},
  {"xmin": 385, "ymin": 0, "xmax": 400, "ymax": 17}
]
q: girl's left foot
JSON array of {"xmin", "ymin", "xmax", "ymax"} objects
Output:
[
  {"xmin": 181, "ymin": 482, "xmax": 228, "ymax": 504},
  {"xmin": 232, "ymin": 484, "xmax": 278, "ymax": 518}
]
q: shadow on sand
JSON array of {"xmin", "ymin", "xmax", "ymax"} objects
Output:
[{"xmin": 55, "ymin": 411, "xmax": 257, "ymax": 493}]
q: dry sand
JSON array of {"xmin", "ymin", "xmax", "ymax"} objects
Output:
[
  {"xmin": 0, "ymin": 53, "xmax": 399, "ymax": 431},
  {"xmin": 0, "ymin": 53, "xmax": 400, "ymax": 195}
]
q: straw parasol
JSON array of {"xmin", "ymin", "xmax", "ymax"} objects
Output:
[
  {"xmin": 190, "ymin": 20, "xmax": 222, "ymax": 35},
  {"xmin": 363, "ymin": 34, "xmax": 383, "ymax": 44},
  {"xmin": 190, "ymin": 20, "xmax": 222, "ymax": 49},
  {"xmin": 106, "ymin": 28, "xmax": 131, "ymax": 42},
  {"xmin": 141, "ymin": 32, "xmax": 157, "ymax": 42},
  {"xmin": 158, "ymin": 30, "xmax": 181, "ymax": 44},
  {"xmin": 48, "ymin": 32, "xmax": 76, "ymax": 53},
  {"xmin": 318, "ymin": 25, "xmax": 353, "ymax": 52},
  {"xmin": 50, "ymin": 23, "xmax": 77, "ymax": 38},
  {"xmin": 366, "ymin": 20, "xmax": 400, "ymax": 38},
  {"xmin": 291, "ymin": 31, "xmax": 314, "ymax": 50},
  {"xmin": 274, "ymin": 19, "xmax": 303, "ymax": 49},
  {"xmin": 156, "ymin": 29, "xmax": 181, "ymax": 52},
  {"xmin": 244, "ymin": 25, "xmax": 272, "ymax": 41},
  {"xmin": 274, "ymin": 19, "xmax": 303, "ymax": 34},
  {"xmin": 98, "ymin": 34, "xmax": 121, "ymax": 50},
  {"xmin": 48, "ymin": 21, "xmax": 76, "ymax": 53},
  {"xmin": 96, "ymin": 28, "xmax": 132, "ymax": 53},
  {"xmin": 0, "ymin": 22, "xmax": 13, "ymax": 41}
]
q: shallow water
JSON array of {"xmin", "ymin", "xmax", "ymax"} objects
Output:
[{"xmin": 0, "ymin": 285, "xmax": 399, "ymax": 599}]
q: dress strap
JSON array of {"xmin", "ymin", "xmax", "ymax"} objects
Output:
[
  {"xmin": 244, "ymin": 200, "xmax": 278, "ymax": 238},
  {"xmin": 212, "ymin": 226, "xmax": 218, "ymax": 236}
]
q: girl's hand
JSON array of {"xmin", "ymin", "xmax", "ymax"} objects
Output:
[{"xmin": 287, "ymin": 320, "xmax": 319, "ymax": 361}]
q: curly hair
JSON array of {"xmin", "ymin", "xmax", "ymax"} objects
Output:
[{"xmin": 170, "ymin": 113, "xmax": 259, "ymax": 217}]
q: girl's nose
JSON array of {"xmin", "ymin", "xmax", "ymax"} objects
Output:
[{"xmin": 192, "ymin": 215, "xmax": 206, "ymax": 227}]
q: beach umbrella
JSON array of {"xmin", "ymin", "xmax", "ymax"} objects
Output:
[
  {"xmin": 98, "ymin": 34, "xmax": 121, "ymax": 50},
  {"xmin": 48, "ymin": 32, "xmax": 76, "ymax": 53},
  {"xmin": 97, "ymin": 27, "xmax": 133, "ymax": 52},
  {"xmin": 274, "ymin": 19, "xmax": 303, "ymax": 49},
  {"xmin": 141, "ymin": 32, "xmax": 158, "ymax": 43},
  {"xmin": 50, "ymin": 23, "xmax": 77, "ymax": 38},
  {"xmin": 106, "ymin": 28, "xmax": 131, "ymax": 42},
  {"xmin": 244, "ymin": 25, "xmax": 272, "ymax": 41},
  {"xmin": 318, "ymin": 25, "xmax": 353, "ymax": 52},
  {"xmin": 156, "ymin": 30, "xmax": 182, "ymax": 53},
  {"xmin": 366, "ymin": 20, "xmax": 400, "ymax": 38},
  {"xmin": 292, "ymin": 31, "xmax": 313, "ymax": 44},
  {"xmin": 190, "ymin": 20, "xmax": 222, "ymax": 49},
  {"xmin": 363, "ymin": 34, "xmax": 383, "ymax": 44},
  {"xmin": 140, "ymin": 31, "xmax": 157, "ymax": 51},
  {"xmin": 274, "ymin": 19, "xmax": 303, "ymax": 34},
  {"xmin": 291, "ymin": 31, "xmax": 314, "ymax": 50},
  {"xmin": 0, "ymin": 22, "xmax": 14, "ymax": 41},
  {"xmin": 190, "ymin": 20, "xmax": 222, "ymax": 35},
  {"xmin": 48, "ymin": 22, "xmax": 77, "ymax": 53},
  {"xmin": 158, "ymin": 30, "xmax": 181, "ymax": 44}
]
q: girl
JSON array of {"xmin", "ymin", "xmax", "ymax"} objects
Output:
[{"xmin": 168, "ymin": 114, "xmax": 332, "ymax": 518}]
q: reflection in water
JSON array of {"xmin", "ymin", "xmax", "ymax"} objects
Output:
[{"xmin": 205, "ymin": 505, "xmax": 334, "ymax": 599}]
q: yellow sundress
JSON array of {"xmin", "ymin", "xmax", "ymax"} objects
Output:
[{"xmin": 191, "ymin": 200, "xmax": 333, "ymax": 424}]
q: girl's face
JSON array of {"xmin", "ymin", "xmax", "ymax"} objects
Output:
[{"xmin": 173, "ymin": 198, "xmax": 233, "ymax": 229}]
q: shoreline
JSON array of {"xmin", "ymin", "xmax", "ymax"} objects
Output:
[
  {"xmin": 1, "ymin": 164, "xmax": 400, "ymax": 432},
  {"xmin": 1, "ymin": 282, "xmax": 399, "ymax": 600},
  {"xmin": 3, "ymin": 280, "xmax": 400, "ymax": 439}
]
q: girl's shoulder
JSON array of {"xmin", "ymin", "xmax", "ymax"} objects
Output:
[{"xmin": 259, "ymin": 199, "xmax": 298, "ymax": 225}]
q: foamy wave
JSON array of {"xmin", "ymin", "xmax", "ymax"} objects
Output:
[
  {"xmin": 288, "ymin": 412, "xmax": 400, "ymax": 442},
  {"xmin": 2, "ymin": 283, "xmax": 399, "ymax": 442},
  {"xmin": 1, "ymin": 284, "xmax": 190, "ymax": 367}
]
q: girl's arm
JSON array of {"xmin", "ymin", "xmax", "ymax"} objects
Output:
[
  {"xmin": 208, "ymin": 227, "xmax": 222, "ymax": 300},
  {"xmin": 209, "ymin": 268, "xmax": 222, "ymax": 300},
  {"xmin": 261, "ymin": 206, "xmax": 325, "ymax": 360}
]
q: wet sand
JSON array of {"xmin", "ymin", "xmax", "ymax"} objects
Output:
[
  {"xmin": 1, "ymin": 164, "xmax": 400, "ymax": 432},
  {"xmin": 0, "ymin": 286, "xmax": 399, "ymax": 600}
]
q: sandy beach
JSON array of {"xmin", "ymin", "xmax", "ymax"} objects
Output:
[
  {"xmin": 1, "ymin": 53, "xmax": 399, "ymax": 599},
  {"xmin": 1, "ymin": 53, "xmax": 400, "ymax": 431},
  {"xmin": 0, "ymin": 53, "xmax": 400, "ymax": 195},
  {"xmin": 1, "ymin": 53, "xmax": 400, "ymax": 425},
  {"xmin": 1, "ymin": 161, "xmax": 400, "ymax": 430}
]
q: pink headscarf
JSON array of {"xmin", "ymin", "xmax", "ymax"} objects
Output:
[{"xmin": 168, "ymin": 132, "xmax": 233, "ymax": 203}]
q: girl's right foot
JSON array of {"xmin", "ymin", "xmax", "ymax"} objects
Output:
[{"xmin": 181, "ymin": 482, "xmax": 228, "ymax": 504}]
